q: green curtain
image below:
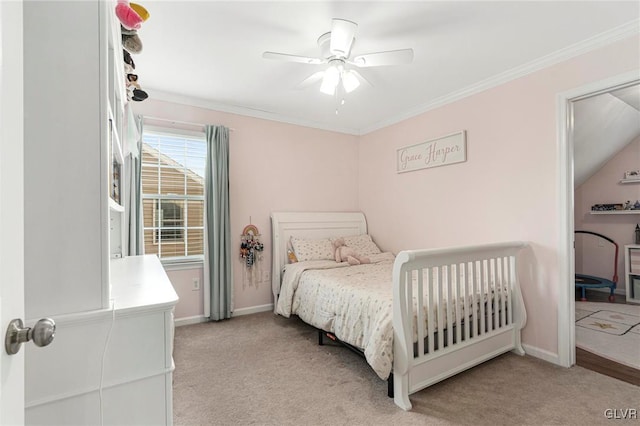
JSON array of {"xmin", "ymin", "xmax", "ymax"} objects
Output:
[
  {"xmin": 125, "ymin": 113, "xmax": 144, "ymax": 256},
  {"xmin": 204, "ymin": 125, "xmax": 232, "ymax": 321}
]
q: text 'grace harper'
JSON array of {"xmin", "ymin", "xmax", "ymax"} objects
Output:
[{"xmin": 398, "ymin": 142, "xmax": 461, "ymax": 170}]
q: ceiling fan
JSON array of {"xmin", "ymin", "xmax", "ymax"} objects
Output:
[{"xmin": 263, "ymin": 18, "xmax": 414, "ymax": 97}]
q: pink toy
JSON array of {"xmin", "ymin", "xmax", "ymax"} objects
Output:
[
  {"xmin": 115, "ymin": 0, "xmax": 143, "ymax": 31},
  {"xmin": 333, "ymin": 238, "xmax": 370, "ymax": 266}
]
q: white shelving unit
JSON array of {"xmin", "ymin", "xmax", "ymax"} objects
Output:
[
  {"xmin": 106, "ymin": 0, "xmax": 126, "ymax": 259},
  {"xmin": 109, "ymin": 197, "xmax": 126, "ymax": 212},
  {"xmin": 624, "ymin": 244, "xmax": 640, "ymax": 304},
  {"xmin": 24, "ymin": 0, "xmax": 110, "ymax": 317},
  {"xmin": 23, "ymin": 1, "xmax": 177, "ymax": 424}
]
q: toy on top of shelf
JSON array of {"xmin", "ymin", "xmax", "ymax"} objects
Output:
[
  {"xmin": 121, "ymin": 26, "xmax": 137, "ymax": 36},
  {"xmin": 123, "ymin": 49, "xmax": 135, "ymax": 69},
  {"xmin": 118, "ymin": 4, "xmax": 148, "ymax": 102},
  {"xmin": 124, "ymin": 63, "xmax": 134, "ymax": 76},
  {"xmin": 130, "ymin": 3, "xmax": 150, "ymax": 22},
  {"xmin": 131, "ymin": 88, "xmax": 148, "ymax": 102},
  {"xmin": 127, "ymin": 80, "xmax": 140, "ymax": 90},
  {"xmin": 125, "ymin": 73, "xmax": 147, "ymax": 102},
  {"xmin": 123, "ymin": 33, "xmax": 143, "ymax": 54},
  {"xmin": 115, "ymin": 0, "xmax": 143, "ymax": 31}
]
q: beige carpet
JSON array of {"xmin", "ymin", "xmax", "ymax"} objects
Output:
[{"xmin": 173, "ymin": 312, "xmax": 639, "ymax": 425}]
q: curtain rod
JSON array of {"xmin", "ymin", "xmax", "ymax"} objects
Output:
[{"xmin": 142, "ymin": 115, "xmax": 235, "ymax": 131}]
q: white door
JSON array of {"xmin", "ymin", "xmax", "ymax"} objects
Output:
[{"xmin": 0, "ymin": 1, "xmax": 25, "ymax": 424}]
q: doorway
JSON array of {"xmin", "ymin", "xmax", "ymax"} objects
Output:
[
  {"xmin": 557, "ymin": 71, "xmax": 640, "ymax": 381},
  {"xmin": 572, "ymin": 83, "xmax": 640, "ymax": 385}
]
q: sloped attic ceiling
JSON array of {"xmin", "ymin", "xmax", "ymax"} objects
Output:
[{"xmin": 573, "ymin": 84, "xmax": 640, "ymax": 188}]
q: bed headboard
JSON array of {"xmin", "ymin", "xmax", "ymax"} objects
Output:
[{"xmin": 270, "ymin": 211, "xmax": 368, "ymax": 312}]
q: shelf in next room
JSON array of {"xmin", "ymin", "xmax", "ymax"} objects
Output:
[{"xmin": 590, "ymin": 210, "xmax": 640, "ymax": 215}]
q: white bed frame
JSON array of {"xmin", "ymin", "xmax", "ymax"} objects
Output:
[{"xmin": 271, "ymin": 211, "xmax": 527, "ymax": 411}]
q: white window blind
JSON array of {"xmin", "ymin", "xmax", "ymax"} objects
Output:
[{"xmin": 141, "ymin": 130, "xmax": 206, "ymax": 260}]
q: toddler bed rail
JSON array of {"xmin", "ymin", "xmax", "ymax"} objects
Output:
[{"xmin": 392, "ymin": 242, "xmax": 527, "ymax": 410}]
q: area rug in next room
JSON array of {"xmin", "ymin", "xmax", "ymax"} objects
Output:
[{"xmin": 575, "ymin": 301, "xmax": 640, "ymax": 369}]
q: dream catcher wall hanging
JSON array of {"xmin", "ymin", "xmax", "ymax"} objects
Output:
[{"xmin": 240, "ymin": 222, "xmax": 264, "ymax": 288}]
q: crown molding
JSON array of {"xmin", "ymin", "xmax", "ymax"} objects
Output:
[
  {"xmin": 144, "ymin": 89, "xmax": 361, "ymax": 136},
  {"xmin": 358, "ymin": 19, "xmax": 640, "ymax": 135},
  {"xmin": 145, "ymin": 20, "xmax": 638, "ymax": 137}
]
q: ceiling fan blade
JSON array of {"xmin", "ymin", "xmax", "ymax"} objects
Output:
[
  {"xmin": 351, "ymin": 49, "xmax": 414, "ymax": 67},
  {"xmin": 262, "ymin": 52, "xmax": 325, "ymax": 65},
  {"xmin": 294, "ymin": 71, "xmax": 325, "ymax": 89},
  {"xmin": 330, "ymin": 19, "xmax": 357, "ymax": 57},
  {"xmin": 350, "ymin": 69, "xmax": 373, "ymax": 87}
]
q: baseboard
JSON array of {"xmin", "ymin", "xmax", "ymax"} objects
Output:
[
  {"xmin": 232, "ymin": 303, "xmax": 274, "ymax": 317},
  {"xmin": 522, "ymin": 343, "xmax": 561, "ymax": 365},
  {"xmin": 174, "ymin": 315, "xmax": 208, "ymax": 327},
  {"xmin": 174, "ymin": 305, "xmax": 274, "ymax": 324}
]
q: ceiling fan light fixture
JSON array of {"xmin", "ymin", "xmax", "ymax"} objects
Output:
[
  {"xmin": 263, "ymin": 18, "xmax": 413, "ymax": 102},
  {"xmin": 342, "ymin": 70, "xmax": 360, "ymax": 93},
  {"xmin": 320, "ymin": 83, "xmax": 335, "ymax": 96},
  {"xmin": 320, "ymin": 65, "xmax": 340, "ymax": 95}
]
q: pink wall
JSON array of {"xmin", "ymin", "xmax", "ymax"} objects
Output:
[
  {"xmin": 575, "ymin": 137, "xmax": 640, "ymax": 292},
  {"xmin": 133, "ymin": 100, "xmax": 359, "ymax": 317},
  {"xmin": 132, "ymin": 35, "xmax": 639, "ymax": 357},
  {"xmin": 357, "ymin": 36, "xmax": 640, "ymax": 355},
  {"xmin": 165, "ymin": 266, "xmax": 205, "ymax": 319}
]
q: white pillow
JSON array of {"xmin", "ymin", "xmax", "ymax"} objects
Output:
[
  {"xmin": 341, "ymin": 234, "xmax": 382, "ymax": 256},
  {"xmin": 290, "ymin": 237, "xmax": 335, "ymax": 262}
]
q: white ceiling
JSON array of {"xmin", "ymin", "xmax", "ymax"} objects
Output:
[
  {"xmin": 573, "ymin": 85, "xmax": 640, "ymax": 188},
  {"xmin": 612, "ymin": 85, "xmax": 640, "ymax": 111},
  {"xmin": 135, "ymin": 1, "xmax": 639, "ymax": 135}
]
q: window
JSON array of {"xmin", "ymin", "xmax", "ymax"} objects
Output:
[
  {"xmin": 153, "ymin": 200, "xmax": 184, "ymax": 243},
  {"xmin": 142, "ymin": 130, "xmax": 206, "ymax": 260}
]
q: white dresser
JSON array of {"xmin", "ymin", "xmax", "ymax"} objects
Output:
[{"xmin": 25, "ymin": 256, "xmax": 178, "ymax": 425}]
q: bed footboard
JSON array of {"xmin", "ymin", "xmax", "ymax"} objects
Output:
[{"xmin": 392, "ymin": 242, "xmax": 527, "ymax": 410}]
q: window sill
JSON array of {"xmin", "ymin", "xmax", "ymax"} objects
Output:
[{"xmin": 161, "ymin": 257, "xmax": 204, "ymax": 271}]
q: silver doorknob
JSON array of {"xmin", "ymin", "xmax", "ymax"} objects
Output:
[{"xmin": 5, "ymin": 318, "xmax": 56, "ymax": 355}]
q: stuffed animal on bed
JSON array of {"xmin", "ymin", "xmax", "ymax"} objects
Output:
[{"xmin": 333, "ymin": 238, "xmax": 371, "ymax": 266}]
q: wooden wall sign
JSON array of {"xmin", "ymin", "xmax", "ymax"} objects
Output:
[{"xmin": 397, "ymin": 130, "xmax": 467, "ymax": 173}]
